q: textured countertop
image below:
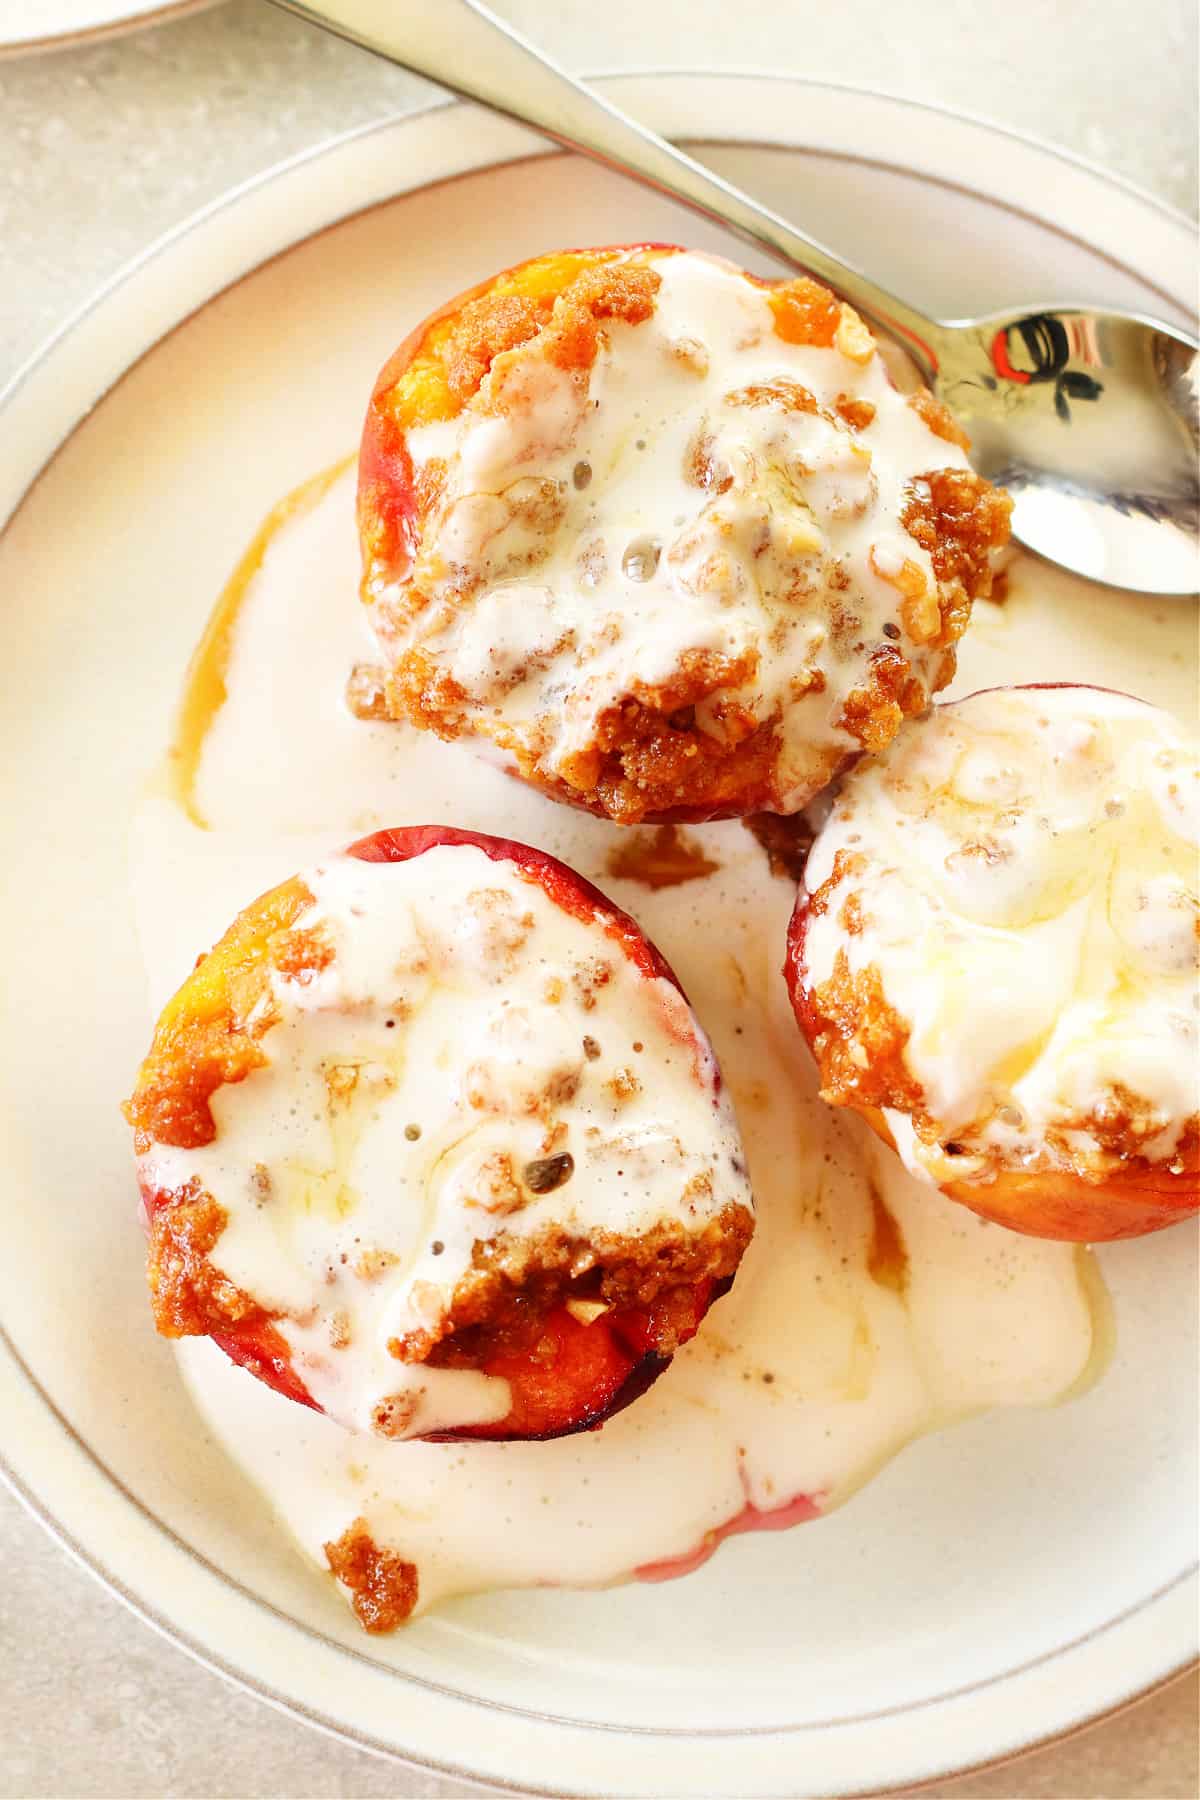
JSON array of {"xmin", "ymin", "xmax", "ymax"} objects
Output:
[{"xmin": 1, "ymin": 2, "xmax": 1197, "ymax": 1794}]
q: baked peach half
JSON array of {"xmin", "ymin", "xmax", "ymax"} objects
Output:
[
  {"xmin": 785, "ymin": 684, "xmax": 1199, "ymax": 1241},
  {"xmin": 356, "ymin": 244, "xmax": 1010, "ymax": 825},
  {"xmin": 124, "ymin": 826, "xmax": 753, "ymax": 1440}
]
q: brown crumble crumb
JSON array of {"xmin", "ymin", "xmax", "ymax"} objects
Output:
[
  {"xmin": 355, "ymin": 1247, "xmax": 400, "ymax": 1282},
  {"xmin": 607, "ymin": 1067, "xmax": 642, "ymax": 1103},
  {"xmin": 522, "ymin": 1152, "xmax": 575, "ymax": 1194},
  {"xmin": 371, "ymin": 1392, "xmax": 419, "ymax": 1438},
  {"xmin": 324, "ymin": 1519, "xmax": 419, "ymax": 1633},
  {"xmin": 345, "ymin": 662, "xmax": 391, "ymax": 722},
  {"xmin": 572, "ymin": 959, "xmax": 613, "ymax": 1010}
]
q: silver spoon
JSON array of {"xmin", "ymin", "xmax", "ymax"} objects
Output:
[{"xmin": 273, "ymin": 0, "xmax": 1199, "ymax": 596}]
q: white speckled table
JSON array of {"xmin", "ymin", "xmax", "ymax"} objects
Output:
[{"xmin": 1, "ymin": 3, "xmax": 1197, "ymax": 1794}]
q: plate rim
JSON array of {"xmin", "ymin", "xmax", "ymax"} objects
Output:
[
  {"xmin": 0, "ymin": 0, "xmax": 219, "ymax": 60},
  {"xmin": 0, "ymin": 71, "xmax": 1196, "ymax": 1798}
]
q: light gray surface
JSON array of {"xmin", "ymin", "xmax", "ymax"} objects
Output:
[{"xmin": 1, "ymin": 2, "xmax": 1197, "ymax": 1795}]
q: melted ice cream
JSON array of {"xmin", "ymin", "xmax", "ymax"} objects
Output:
[{"xmin": 129, "ymin": 465, "xmax": 1155, "ymax": 1622}]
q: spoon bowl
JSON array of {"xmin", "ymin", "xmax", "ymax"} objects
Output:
[{"xmin": 937, "ymin": 306, "xmax": 1199, "ymax": 592}]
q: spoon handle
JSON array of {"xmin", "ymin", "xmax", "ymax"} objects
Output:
[{"xmin": 271, "ymin": 0, "xmax": 947, "ymax": 378}]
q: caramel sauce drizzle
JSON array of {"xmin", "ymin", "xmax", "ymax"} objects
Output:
[{"xmin": 168, "ymin": 457, "xmax": 354, "ymax": 826}]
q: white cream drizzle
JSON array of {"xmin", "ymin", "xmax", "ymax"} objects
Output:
[
  {"xmin": 127, "ymin": 463, "xmax": 1196, "ymax": 1623},
  {"xmin": 802, "ymin": 686, "xmax": 1200, "ymax": 1180},
  {"xmin": 371, "ymin": 251, "xmax": 977, "ymax": 812},
  {"xmin": 137, "ymin": 844, "xmax": 747, "ymax": 1440}
]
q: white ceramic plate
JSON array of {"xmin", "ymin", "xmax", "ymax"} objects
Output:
[
  {"xmin": 0, "ymin": 0, "xmax": 218, "ymax": 58},
  {"xmin": 0, "ymin": 75, "xmax": 1196, "ymax": 1799}
]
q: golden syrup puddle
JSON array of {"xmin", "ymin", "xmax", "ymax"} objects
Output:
[
  {"xmin": 866, "ymin": 1183, "xmax": 910, "ymax": 1294},
  {"xmin": 1059, "ymin": 1244, "xmax": 1118, "ymax": 1403},
  {"xmin": 168, "ymin": 456, "xmax": 354, "ymax": 826},
  {"xmin": 605, "ymin": 824, "xmax": 720, "ymax": 889}
]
